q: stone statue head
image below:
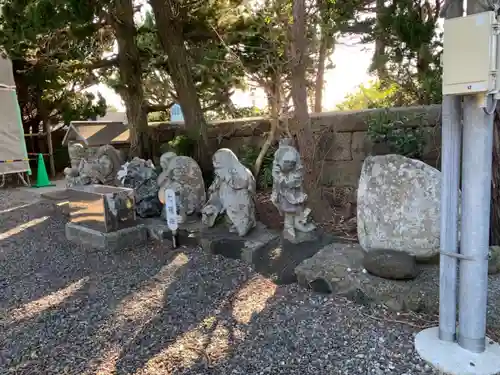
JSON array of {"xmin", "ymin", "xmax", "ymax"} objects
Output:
[
  {"xmin": 275, "ymin": 145, "xmax": 301, "ymax": 174},
  {"xmin": 201, "ymin": 203, "xmax": 219, "ymax": 227},
  {"xmin": 279, "ymin": 138, "xmax": 295, "ymax": 147},
  {"xmin": 160, "ymin": 152, "xmax": 177, "ymax": 171},
  {"xmin": 212, "ymin": 148, "xmax": 242, "ymax": 180},
  {"xmin": 93, "ymin": 145, "xmax": 122, "ymax": 183},
  {"xmin": 213, "ymin": 148, "xmax": 239, "ymax": 170},
  {"xmin": 68, "ymin": 142, "xmax": 85, "ymax": 169},
  {"xmin": 98, "ymin": 154, "xmax": 113, "ymax": 177}
]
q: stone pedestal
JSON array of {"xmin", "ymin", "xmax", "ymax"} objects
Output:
[
  {"xmin": 199, "ymin": 222, "xmax": 279, "ymax": 264},
  {"xmin": 199, "ymin": 223, "xmax": 332, "ymax": 285},
  {"xmin": 65, "ymin": 222, "xmax": 147, "ymax": 251}
]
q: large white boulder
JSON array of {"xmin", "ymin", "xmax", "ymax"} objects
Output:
[{"xmin": 357, "ymin": 154, "xmax": 445, "ymax": 260}]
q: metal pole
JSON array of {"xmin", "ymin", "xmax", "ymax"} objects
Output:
[
  {"xmin": 458, "ymin": 93, "xmax": 494, "ymax": 353},
  {"xmin": 456, "ymin": 0, "xmax": 495, "ymax": 353},
  {"xmin": 438, "ymin": 0, "xmax": 463, "ymax": 343},
  {"xmin": 439, "ymin": 95, "xmax": 462, "ymax": 342}
]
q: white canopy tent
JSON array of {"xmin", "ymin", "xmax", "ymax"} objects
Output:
[{"xmin": 0, "ymin": 56, "xmax": 31, "ymax": 186}]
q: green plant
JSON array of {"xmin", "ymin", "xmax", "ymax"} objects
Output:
[
  {"xmin": 239, "ymin": 144, "xmax": 275, "ymax": 189},
  {"xmin": 160, "ymin": 135, "xmax": 196, "ymax": 158},
  {"xmin": 367, "ymin": 109, "xmax": 427, "ymax": 159}
]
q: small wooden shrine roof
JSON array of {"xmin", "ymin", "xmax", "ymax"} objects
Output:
[{"xmin": 62, "ymin": 121, "xmax": 129, "ymax": 147}]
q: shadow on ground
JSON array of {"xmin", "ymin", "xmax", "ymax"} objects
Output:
[{"xmin": 0, "ymin": 196, "xmax": 437, "ymax": 375}]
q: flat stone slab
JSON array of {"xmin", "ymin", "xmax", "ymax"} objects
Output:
[
  {"xmin": 200, "ymin": 223, "xmax": 334, "ymax": 284},
  {"xmin": 295, "ymin": 242, "xmax": 441, "ymax": 312},
  {"xmin": 252, "ymin": 230, "xmax": 334, "ymax": 285},
  {"xmin": 65, "ymin": 222, "xmax": 148, "ymax": 251},
  {"xmin": 199, "ymin": 222, "xmax": 279, "ymax": 262},
  {"xmin": 40, "ymin": 189, "xmax": 71, "ymax": 201}
]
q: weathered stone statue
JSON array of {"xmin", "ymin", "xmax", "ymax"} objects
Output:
[
  {"xmin": 91, "ymin": 145, "xmax": 123, "ymax": 185},
  {"xmin": 117, "ymin": 157, "xmax": 163, "ymax": 218},
  {"xmin": 157, "ymin": 152, "xmax": 206, "ymax": 223},
  {"xmin": 201, "ymin": 148, "xmax": 256, "ymax": 236},
  {"xmin": 67, "ymin": 142, "xmax": 86, "ymax": 170},
  {"xmin": 271, "ymin": 138, "xmax": 316, "ymax": 241},
  {"xmin": 64, "ymin": 144, "xmax": 122, "ymax": 187},
  {"xmin": 64, "ymin": 143, "xmax": 88, "ymax": 187}
]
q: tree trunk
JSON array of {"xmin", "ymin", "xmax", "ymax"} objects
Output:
[
  {"xmin": 289, "ymin": 0, "xmax": 326, "ymax": 221},
  {"xmin": 36, "ymin": 89, "xmax": 56, "ymax": 177},
  {"xmin": 112, "ymin": 0, "xmax": 150, "ymax": 159},
  {"xmin": 373, "ymin": 0, "xmax": 389, "ymax": 81},
  {"xmin": 254, "ymin": 82, "xmax": 280, "ymax": 178},
  {"xmin": 149, "ymin": 0, "xmax": 210, "ymax": 167},
  {"xmin": 314, "ymin": 31, "xmax": 333, "ymax": 113},
  {"xmin": 491, "ymin": 108, "xmax": 500, "ymax": 245}
]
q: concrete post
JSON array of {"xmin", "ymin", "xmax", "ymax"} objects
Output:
[{"xmin": 438, "ymin": 0, "xmax": 463, "ymax": 344}]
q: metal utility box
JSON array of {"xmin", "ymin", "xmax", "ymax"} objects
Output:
[
  {"xmin": 67, "ymin": 185, "xmax": 136, "ymax": 233},
  {"xmin": 443, "ymin": 11, "xmax": 499, "ymax": 96}
]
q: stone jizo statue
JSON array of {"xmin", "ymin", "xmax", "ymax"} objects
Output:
[
  {"xmin": 64, "ymin": 143, "xmax": 88, "ymax": 187},
  {"xmin": 91, "ymin": 145, "xmax": 123, "ymax": 185},
  {"xmin": 202, "ymin": 148, "xmax": 256, "ymax": 236},
  {"xmin": 271, "ymin": 138, "xmax": 316, "ymax": 241},
  {"xmin": 157, "ymin": 152, "xmax": 206, "ymax": 223},
  {"xmin": 64, "ymin": 144, "xmax": 122, "ymax": 187}
]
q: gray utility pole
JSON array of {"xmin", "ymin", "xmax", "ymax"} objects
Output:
[
  {"xmin": 458, "ymin": 0, "xmax": 496, "ymax": 354},
  {"xmin": 416, "ymin": 3, "xmax": 500, "ymax": 373},
  {"xmin": 438, "ymin": 0, "xmax": 463, "ymax": 343}
]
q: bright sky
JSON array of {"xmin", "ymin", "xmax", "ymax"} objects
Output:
[{"xmin": 95, "ymin": 39, "xmax": 373, "ymax": 113}]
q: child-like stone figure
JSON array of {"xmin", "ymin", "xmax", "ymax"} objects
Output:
[
  {"xmin": 201, "ymin": 148, "xmax": 256, "ymax": 236},
  {"xmin": 271, "ymin": 138, "xmax": 316, "ymax": 242}
]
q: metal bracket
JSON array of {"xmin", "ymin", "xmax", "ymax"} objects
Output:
[{"xmin": 440, "ymin": 250, "xmax": 484, "ymax": 261}]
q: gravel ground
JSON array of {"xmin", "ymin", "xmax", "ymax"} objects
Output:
[{"xmin": 0, "ymin": 188, "xmax": 442, "ymax": 375}]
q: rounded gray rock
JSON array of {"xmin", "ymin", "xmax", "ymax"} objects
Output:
[{"xmin": 363, "ymin": 249, "xmax": 419, "ymax": 280}]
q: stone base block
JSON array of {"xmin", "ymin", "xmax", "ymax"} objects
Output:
[
  {"xmin": 65, "ymin": 222, "xmax": 148, "ymax": 251},
  {"xmin": 200, "ymin": 224, "xmax": 333, "ymax": 285},
  {"xmin": 200, "ymin": 222, "xmax": 279, "ymax": 264}
]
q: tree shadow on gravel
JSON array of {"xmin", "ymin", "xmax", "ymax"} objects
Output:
[
  {"xmin": 0, "ymin": 201, "xmax": 80, "ymax": 308},
  {"xmin": 1, "ymin": 244, "xmax": 191, "ymax": 374},
  {"xmin": 111, "ymin": 251, "xmax": 260, "ymax": 375},
  {"xmin": 0, "ymin": 198, "xmax": 200, "ymax": 374}
]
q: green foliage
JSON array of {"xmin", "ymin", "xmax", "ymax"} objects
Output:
[
  {"xmin": 238, "ymin": 144, "xmax": 275, "ymax": 189},
  {"xmin": 366, "ymin": 109, "xmax": 427, "ymax": 159},
  {"xmin": 0, "ymin": 0, "xmax": 110, "ymax": 133},
  {"xmin": 337, "ymin": 81, "xmax": 401, "ymax": 110},
  {"xmin": 233, "ymin": 106, "xmax": 267, "ymax": 118},
  {"xmin": 363, "ymin": 0, "xmax": 442, "ymax": 105},
  {"xmin": 148, "ymin": 111, "xmax": 168, "ymax": 122},
  {"xmin": 133, "ymin": 7, "xmax": 246, "ymax": 118},
  {"xmin": 161, "ymin": 135, "xmax": 197, "ymax": 158}
]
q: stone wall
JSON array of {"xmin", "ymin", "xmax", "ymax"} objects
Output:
[{"xmin": 150, "ymin": 104, "xmax": 442, "ymax": 203}]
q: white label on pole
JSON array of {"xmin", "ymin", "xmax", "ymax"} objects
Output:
[{"xmin": 164, "ymin": 188, "xmax": 178, "ymax": 231}]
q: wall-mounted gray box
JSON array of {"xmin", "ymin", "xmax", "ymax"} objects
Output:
[{"xmin": 67, "ymin": 185, "xmax": 136, "ymax": 233}]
